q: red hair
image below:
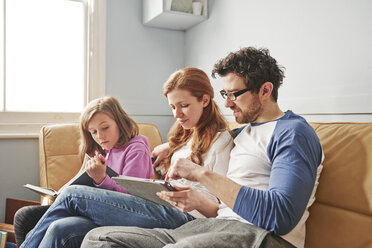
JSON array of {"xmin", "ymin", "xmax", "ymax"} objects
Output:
[{"xmin": 161, "ymin": 67, "xmax": 230, "ymax": 174}]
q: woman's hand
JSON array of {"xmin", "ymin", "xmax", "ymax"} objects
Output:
[
  {"xmin": 86, "ymin": 152, "xmax": 107, "ymax": 184},
  {"xmin": 151, "ymin": 142, "xmax": 170, "ymax": 167},
  {"xmin": 156, "ymin": 185, "xmax": 203, "ymax": 212}
]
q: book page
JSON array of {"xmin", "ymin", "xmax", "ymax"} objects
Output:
[{"xmin": 24, "ymin": 184, "xmax": 58, "ymax": 198}]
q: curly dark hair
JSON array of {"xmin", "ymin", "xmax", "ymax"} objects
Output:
[{"xmin": 211, "ymin": 47, "xmax": 285, "ymax": 102}]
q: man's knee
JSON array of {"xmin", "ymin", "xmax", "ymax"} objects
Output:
[
  {"xmin": 82, "ymin": 227, "xmax": 102, "ymax": 243},
  {"xmin": 82, "ymin": 227, "xmax": 121, "ymax": 248},
  {"xmin": 82, "ymin": 226, "xmax": 166, "ymax": 248}
]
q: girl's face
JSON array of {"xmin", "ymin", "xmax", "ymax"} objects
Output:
[
  {"xmin": 167, "ymin": 89, "xmax": 210, "ymax": 130},
  {"xmin": 88, "ymin": 112, "xmax": 120, "ymax": 150}
]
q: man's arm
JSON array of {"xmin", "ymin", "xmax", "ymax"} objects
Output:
[
  {"xmin": 165, "ymin": 158, "xmax": 241, "ymax": 209},
  {"xmin": 232, "ymin": 123, "xmax": 323, "ymax": 235},
  {"xmin": 198, "ymin": 168, "xmax": 241, "ymax": 209}
]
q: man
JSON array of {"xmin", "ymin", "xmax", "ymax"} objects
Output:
[{"xmin": 81, "ymin": 47, "xmax": 323, "ymax": 248}]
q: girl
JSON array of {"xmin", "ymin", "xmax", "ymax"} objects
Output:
[
  {"xmin": 80, "ymin": 96, "xmax": 153, "ymax": 189},
  {"xmin": 17, "ymin": 96, "xmax": 153, "ymax": 247},
  {"xmin": 20, "ymin": 68, "xmax": 234, "ymax": 248}
]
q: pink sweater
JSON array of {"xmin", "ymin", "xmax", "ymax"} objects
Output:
[{"xmin": 94, "ymin": 135, "xmax": 153, "ymax": 194}]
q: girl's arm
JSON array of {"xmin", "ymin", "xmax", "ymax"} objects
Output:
[{"xmin": 95, "ymin": 143, "xmax": 153, "ymax": 193}]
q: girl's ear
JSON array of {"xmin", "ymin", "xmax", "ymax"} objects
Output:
[{"xmin": 202, "ymin": 94, "xmax": 210, "ymax": 107}]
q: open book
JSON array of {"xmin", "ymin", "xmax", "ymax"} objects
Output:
[
  {"xmin": 24, "ymin": 153, "xmax": 119, "ymax": 198},
  {"xmin": 113, "ymin": 175, "xmax": 176, "ymax": 207}
]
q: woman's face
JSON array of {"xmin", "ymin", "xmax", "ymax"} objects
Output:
[
  {"xmin": 87, "ymin": 112, "xmax": 120, "ymax": 150},
  {"xmin": 167, "ymin": 89, "xmax": 210, "ymax": 130}
]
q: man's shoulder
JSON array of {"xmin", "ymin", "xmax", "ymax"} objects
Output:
[
  {"xmin": 275, "ymin": 111, "xmax": 319, "ymax": 143},
  {"xmin": 231, "ymin": 111, "xmax": 315, "ymax": 139},
  {"xmin": 277, "ymin": 111, "xmax": 313, "ymax": 133}
]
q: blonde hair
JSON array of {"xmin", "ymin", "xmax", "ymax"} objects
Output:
[
  {"xmin": 79, "ymin": 96, "xmax": 139, "ymax": 157},
  {"xmin": 161, "ymin": 67, "xmax": 229, "ymax": 175}
]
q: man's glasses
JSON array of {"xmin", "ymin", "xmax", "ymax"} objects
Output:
[{"xmin": 219, "ymin": 88, "xmax": 251, "ymax": 101}]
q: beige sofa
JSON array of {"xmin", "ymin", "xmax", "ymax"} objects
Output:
[{"xmin": 38, "ymin": 122, "xmax": 372, "ymax": 247}]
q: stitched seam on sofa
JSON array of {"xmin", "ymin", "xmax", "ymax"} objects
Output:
[{"xmin": 313, "ymin": 201, "xmax": 372, "ymax": 217}]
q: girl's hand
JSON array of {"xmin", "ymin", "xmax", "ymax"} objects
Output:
[
  {"xmin": 151, "ymin": 142, "xmax": 170, "ymax": 167},
  {"xmin": 156, "ymin": 185, "xmax": 203, "ymax": 212},
  {"xmin": 86, "ymin": 152, "xmax": 107, "ymax": 184}
]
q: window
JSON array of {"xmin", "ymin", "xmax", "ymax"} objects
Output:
[{"xmin": 0, "ymin": 0, "xmax": 105, "ymax": 138}]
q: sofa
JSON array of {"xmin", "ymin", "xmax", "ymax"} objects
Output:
[{"xmin": 35, "ymin": 122, "xmax": 372, "ymax": 247}]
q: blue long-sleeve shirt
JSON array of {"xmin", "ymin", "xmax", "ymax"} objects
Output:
[{"xmin": 217, "ymin": 110, "xmax": 323, "ymax": 247}]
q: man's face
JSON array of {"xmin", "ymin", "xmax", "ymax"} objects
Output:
[{"xmin": 222, "ymin": 73, "xmax": 262, "ymax": 124}]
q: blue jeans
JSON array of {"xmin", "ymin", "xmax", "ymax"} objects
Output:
[{"xmin": 20, "ymin": 185, "xmax": 195, "ymax": 248}]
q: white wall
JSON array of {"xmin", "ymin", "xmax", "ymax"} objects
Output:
[{"xmin": 185, "ymin": 0, "xmax": 372, "ymax": 122}]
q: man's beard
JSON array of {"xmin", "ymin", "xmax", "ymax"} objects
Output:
[{"xmin": 234, "ymin": 101, "xmax": 262, "ymax": 124}]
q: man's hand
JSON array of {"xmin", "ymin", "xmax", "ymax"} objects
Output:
[
  {"xmin": 157, "ymin": 185, "xmax": 219, "ymax": 217},
  {"xmin": 165, "ymin": 158, "xmax": 204, "ymax": 182},
  {"xmin": 156, "ymin": 185, "xmax": 201, "ymax": 212},
  {"xmin": 166, "ymin": 158, "xmax": 242, "ymax": 210},
  {"xmin": 151, "ymin": 142, "xmax": 170, "ymax": 167}
]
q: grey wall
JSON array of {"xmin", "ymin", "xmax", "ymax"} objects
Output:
[
  {"xmin": 185, "ymin": 0, "xmax": 372, "ymax": 122},
  {"xmin": 0, "ymin": 139, "xmax": 40, "ymax": 222},
  {"xmin": 105, "ymin": 0, "xmax": 182, "ymax": 139}
]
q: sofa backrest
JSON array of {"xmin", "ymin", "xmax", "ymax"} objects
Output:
[
  {"xmin": 305, "ymin": 122, "xmax": 372, "ymax": 248},
  {"xmin": 38, "ymin": 123, "xmax": 163, "ymax": 205}
]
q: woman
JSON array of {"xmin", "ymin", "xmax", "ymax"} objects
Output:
[{"xmin": 19, "ymin": 67, "xmax": 234, "ymax": 248}]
